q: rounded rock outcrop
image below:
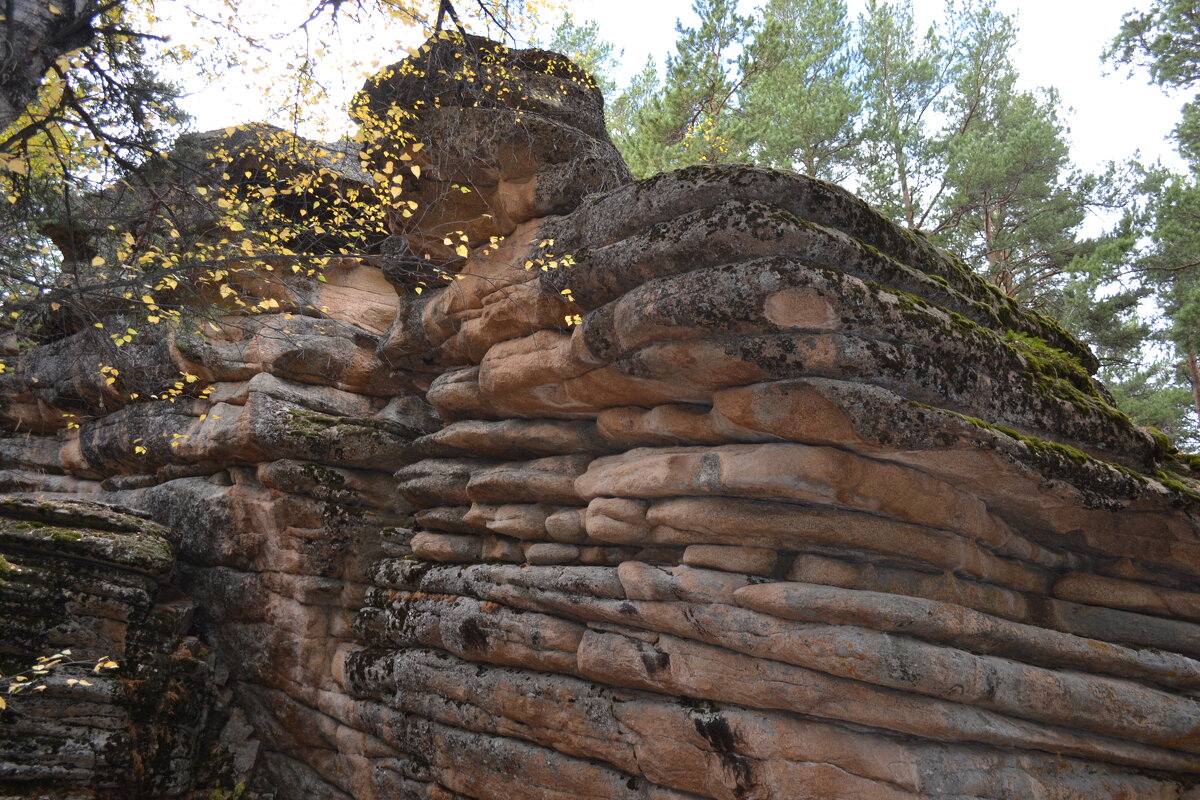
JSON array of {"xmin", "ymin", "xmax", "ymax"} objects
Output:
[{"xmin": 2, "ymin": 31, "xmax": 1200, "ymax": 800}]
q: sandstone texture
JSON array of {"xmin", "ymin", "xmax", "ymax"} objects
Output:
[{"xmin": 3, "ymin": 33, "xmax": 1200, "ymax": 800}]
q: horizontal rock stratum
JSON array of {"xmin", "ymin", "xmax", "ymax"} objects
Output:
[{"xmin": 3, "ymin": 32, "xmax": 1200, "ymax": 800}]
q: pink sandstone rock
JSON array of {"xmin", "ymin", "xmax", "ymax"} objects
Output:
[{"xmin": 3, "ymin": 31, "xmax": 1200, "ymax": 800}]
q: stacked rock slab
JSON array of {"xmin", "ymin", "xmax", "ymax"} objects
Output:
[
  {"xmin": 360, "ymin": 155, "xmax": 1200, "ymax": 798},
  {"xmin": 2, "ymin": 33, "xmax": 1200, "ymax": 799}
]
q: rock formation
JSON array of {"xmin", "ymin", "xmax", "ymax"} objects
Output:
[
  {"xmin": 0, "ymin": 498, "xmax": 210, "ymax": 797},
  {"xmin": 3, "ymin": 32, "xmax": 1200, "ymax": 800}
]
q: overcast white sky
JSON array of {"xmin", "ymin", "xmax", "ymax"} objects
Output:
[{"xmin": 177, "ymin": 0, "xmax": 1188, "ymax": 174}]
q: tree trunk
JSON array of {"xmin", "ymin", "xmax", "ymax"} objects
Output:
[
  {"xmin": 1188, "ymin": 352, "xmax": 1200, "ymax": 431},
  {"xmin": 0, "ymin": 0, "xmax": 100, "ymax": 135}
]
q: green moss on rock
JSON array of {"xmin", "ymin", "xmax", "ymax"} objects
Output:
[{"xmin": 0, "ymin": 497, "xmax": 176, "ymax": 578}]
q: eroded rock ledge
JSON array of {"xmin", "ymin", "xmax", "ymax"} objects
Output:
[{"xmin": 3, "ymin": 33, "xmax": 1200, "ymax": 800}]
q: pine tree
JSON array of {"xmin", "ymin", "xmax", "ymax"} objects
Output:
[
  {"xmin": 1132, "ymin": 169, "xmax": 1200, "ymax": 439},
  {"xmin": 616, "ymin": 0, "xmax": 759, "ymax": 177},
  {"xmin": 933, "ymin": 79, "xmax": 1125, "ymax": 311},
  {"xmin": 739, "ymin": 0, "xmax": 860, "ymax": 182},
  {"xmin": 545, "ymin": 12, "xmax": 621, "ymax": 103},
  {"xmin": 609, "ymin": 56, "xmax": 663, "ymax": 175},
  {"xmin": 854, "ymin": 0, "xmax": 950, "ymax": 228},
  {"xmin": 1109, "ymin": 2, "xmax": 1200, "ymax": 438}
]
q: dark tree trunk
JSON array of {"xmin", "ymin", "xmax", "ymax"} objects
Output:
[{"xmin": 0, "ymin": 0, "xmax": 102, "ymax": 134}]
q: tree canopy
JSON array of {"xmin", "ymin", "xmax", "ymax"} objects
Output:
[{"xmin": 1107, "ymin": 0, "xmax": 1200, "ymax": 442}]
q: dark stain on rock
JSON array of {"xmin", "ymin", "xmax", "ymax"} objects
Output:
[
  {"xmin": 693, "ymin": 711, "xmax": 754, "ymax": 798},
  {"xmin": 638, "ymin": 642, "xmax": 671, "ymax": 674},
  {"xmin": 456, "ymin": 616, "xmax": 489, "ymax": 652},
  {"xmin": 694, "ymin": 712, "xmax": 736, "ymax": 752}
]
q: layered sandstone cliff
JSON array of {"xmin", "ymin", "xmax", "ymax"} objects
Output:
[{"xmin": 2, "ymin": 33, "xmax": 1200, "ymax": 800}]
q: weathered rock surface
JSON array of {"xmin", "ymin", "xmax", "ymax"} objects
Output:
[
  {"xmin": 0, "ymin": 497, "xmax": 210, "ymax": 798},
  {"xmin": 353, "ymin": 32, "xmax": 631, "ymax": 267},
  {"xmin": 3, "ymin": 32, "xmax": 1200, "ymax": 800}
]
